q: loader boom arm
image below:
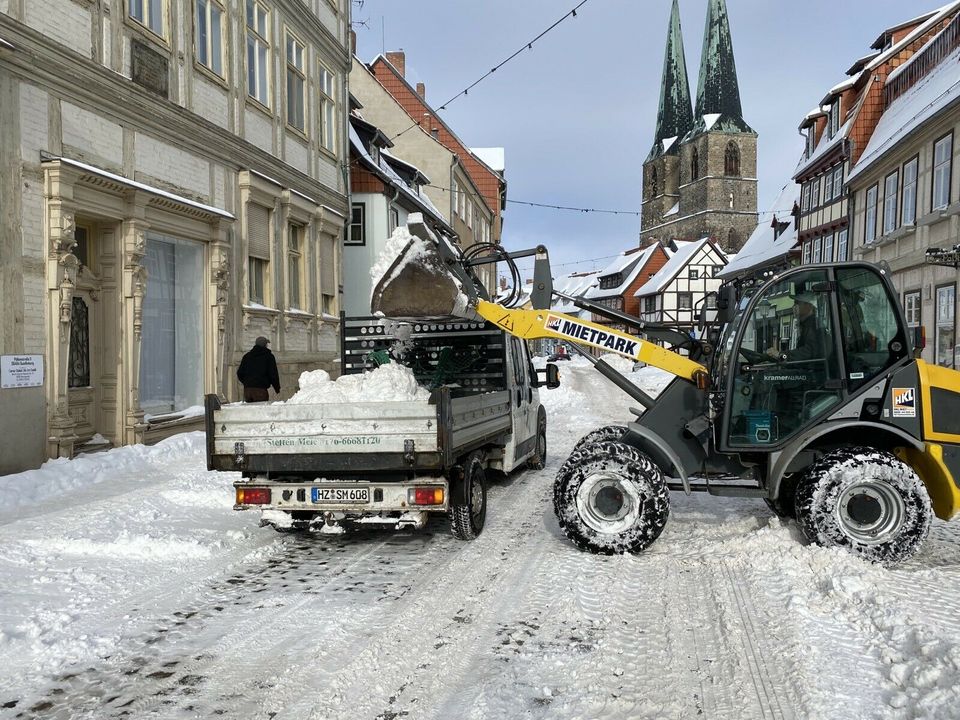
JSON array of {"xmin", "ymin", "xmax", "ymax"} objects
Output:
[{"xmin": 474, "ymin": 300, "xmax": 709, "ymax": 386}]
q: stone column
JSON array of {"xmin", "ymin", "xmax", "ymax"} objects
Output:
[
  {"xmin": 210, "ymin": 222, "xmax": 230, "ymax": 395},
  {"xmin": 120, "ymin": 209, "xmax": 149, "ymax": 445}
]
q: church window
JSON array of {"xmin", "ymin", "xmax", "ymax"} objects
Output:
[
  {"xmin": 690, "ymin": 147, "xmax": 699, "ymax": 181},
  {"xmin": 724, "ymin": 142, "xmax": 741, "ymax": 177}
]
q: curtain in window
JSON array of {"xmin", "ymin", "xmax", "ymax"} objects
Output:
[{"xmin": 140, "ymin": 235, "xmax": 205, "ymax": 415}]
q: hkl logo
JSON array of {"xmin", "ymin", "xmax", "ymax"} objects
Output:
[
  {"xmin": 894, "ymin": 388, "xmax": 914, "ymax": 408},
  {"xmin": 546, "ymin": 316, "xmax": 562, "ymax": 332}
]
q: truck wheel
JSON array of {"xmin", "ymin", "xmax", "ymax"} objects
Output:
[
  {"xmin": 527, "ymin": 410, "xmax": 547, "ymax": 470},
  {"xmin": 571, "ymin": 425, "xmax": 627, "ymax": 455},
  {"xmin": 450, "ymin": 454, "xmax": 487, "ymax": 540},
  {"xmin": 794, "ymin": 447, "xmax": 932, "ymax": 564},
  {"xmin": 553, "ymin": 440, "xmax": 669, "ymax": 555}
]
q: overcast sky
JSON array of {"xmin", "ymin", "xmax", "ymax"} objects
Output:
[{"xmin": 352, "ymin": 0, "xmax": 928, "ymax": 278}]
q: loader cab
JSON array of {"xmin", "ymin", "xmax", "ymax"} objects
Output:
[{"xmin": 716, "ymin": 263, "xmax": 909, "ymax": 451}]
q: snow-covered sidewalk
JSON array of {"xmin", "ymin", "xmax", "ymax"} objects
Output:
[{"xmin": 1, "ymin": 362, "xmax": 960, "ymax": 719}]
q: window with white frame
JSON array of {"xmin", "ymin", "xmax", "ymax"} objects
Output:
[
  {"xmin": 805, "ymin": 128, "xmax": 816, "ymax": 158},
  {"xmin": 129, "ymin": 0, "xmax": 164, "ymax": 36},
  {"xmin": 320, "ymin": 236, "xmax": 336, "ymax": 316},
  {"xmin": 904, "ymin": 291, "xmax": 921, "ymax": 328},
  {"xmin": 933, "ymin": 133, "xmax": 953, "ymax": 210},
  {"xmin": 286, "ymin": 33, "xmax": 306, "ymax": 132},
  {"xmin": 319, "ymin": 64, "xmax": 336, "ymax": 153},
  {"xmin": 346, "ymin": 203, "xmax": 364, "ymax": 245},
  {"xmin": 801, "ymin": 181, "xmax": 811, "ymax": 212},
  {"xmin": 936, "ymin": 284, "xmax": 956, "ymax": 369},
  {"xmin": 824, "ymin": 168, "xmax": 834, "ymax": 202},
  {"xmin": 802, "ymin": 240, "xmax": 811, "ymax": 264},
  {"xmin": 457, "ymin": 182, "xmax": 465, "ymax": 218},
  {"xmin": 828, "ymin": 100, "xmax": 840, "ymax": 138},
  {"xmin": 833, "ymin": 165, "xmax": 843, "ymax": 199},
  {"xmin": 811, "ymin": 177, "xmax": 820, "ymax": 208},
  {"xmin": 643, "ymin": 296, "xmax": 656, "ymax": 314},
  {"xmin": 883, "ymin": 170, "xmax": 899, "ymax": 234},
  {"xmin": 389, "ymin": 207, "xmax": 399, "ymax": 235},
  {"xmin": 246, "ymin": 0, "xmax": 270, "ymax": 106},
  {"xmin": 836, "ymin": 228, "xmax": 848, "ymax": 261},
  {"xmin": 864, "ymin": 185, "xmax": 878, "ymax": 243},
  {"xmin": 451, "ymin": 178, "xmax": 459, "ymax": 217},
  {"xmin": 248, "ymin": 202, "xmax": 271, "ymax": 305},
  {"xmin": 824, "ymin": 232, "xmax": 835, "ymax": 263},
  {"xmin": 813, "ymin": 236, "xmax": 822, "ymax": 263},
  {"xmin": 195, "ymin": 0, "xmax": 223, "ymax": 76},
  {"xmin": 678, "ymin": 293, "xmax": 692, "ymax": 310},
  {"xmin": 902, "ymin": 157, "xmax": 918, "ymax": 226},
  {"xmin": 288, "ymin": 224, "xmax": 303, "ymax": 310}
]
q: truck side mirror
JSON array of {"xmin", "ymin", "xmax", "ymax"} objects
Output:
[{"xmin": 537, "ymin": 363, "xmax": 561, "ymax": 389}]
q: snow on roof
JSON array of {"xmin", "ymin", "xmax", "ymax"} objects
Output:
[
  {"xmin": 664, "ymin": 202, "xmax": 680, "ymax": 218},
  {"xmin": 594, "ymin": 247, "xmax": 646, "ymax": 278},
  {"xmin": 794, "ymin": 115, "xmax": 853, "ymax": 177},
  {"xmin": 586, "ymin": 245, "xmax": 661, "ymax": 299},
  {"xmin": 471, "ymin": 147, "xmax": 505, "ymax": 173},
  {"xmin": 849, "ymin": 44, "xmax": 960, "ymax": 183},
  {"xmin": 872, "ymin": 7, "xmax": 942, "ymax": 48},
  {"xmin": 719, "ymin": 183, "xmax": 799, "ymax": 279},
  {"xmin": 552, "ymin": 272, "xmax": 598, "ymax": 313},
  {"xmin": 866, "ymin": 1, "xmax": 960, "ymax": 72},
  {"xmin": 703, "ymin": 113, "xmax": 722, "ymax": 130},
  {"xmin": 634, "ymin": 238, "xmax": 710, "ymax": 297},
  {"xmin": 661, "ymin": 136, "xmax": 678, "ymax": 153},
  {"xmin": 847, "ymin": 51, "xmax": 881, "ymax": 75},
  {"xmin": 824, "ymin": 72, "xmax": 862, "ymax": 101},
  {"xmin": 887, "ymin": 15, "xmax": 958, "ymax": 84}
]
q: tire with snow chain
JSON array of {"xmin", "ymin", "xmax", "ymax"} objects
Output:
[
  {"xmin": 765, "ymin": 474, "xmax": 799, "ymax": 519},
  {"xmin": 570, "ymin": 425, "xmax": 627, "ymax": 456},
  {"xmin": 450, "ymin": 454, "xmax": 487, "ymax": 541},
  {"xmin": 794, "ymin": 446, "xmax": 932, "ymax": 565},
  {"xmin": 527, "ymin": 410, "xmax": 547, "ymax": 470},
  {"xmin": 553, "ymin": 440, "xmax": 669, "ymax": 555}
]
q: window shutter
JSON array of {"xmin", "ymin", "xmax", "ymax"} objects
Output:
[
  {"xmin": 321, "ymin": 236, "xmax": 335, "ymax": 289},
  {"xmin": 248, "ymin": 203, "xmax": 271, "ymax": 259}
]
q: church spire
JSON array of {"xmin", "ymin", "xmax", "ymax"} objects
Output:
[
  {"xmin": 692, "ymin": 0, "xmax": 753, "ymax": 134},
  {"xmin": 648, "ymin": 0, "xmax": 693, "ymax": 161}
]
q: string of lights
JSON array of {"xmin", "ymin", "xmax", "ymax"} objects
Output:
[{"xmin": 387, "ymin": 1, "xmax": 590, "ymax": 142}]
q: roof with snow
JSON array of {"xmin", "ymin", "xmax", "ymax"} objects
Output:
[
  {"xmin": 471, "ymin": 147, "xmax": 505, "ymax": 173},
  {"xmin": 552, "ymin": 272, "xmax": 598, "ymax": 314},
  {"xmin": 635, "ymin": 238, "xmax": 715, "ymax": 297},
  {"xmin": 586, "ymin": 245, "xmax": 662, "ymax": 300},
  {"xmin": 865, "ymin": 2, "xmax": 960, "ymax": 72},
  {"xmin": 719, "ymin": 183, "xmax": 799, "ymax": 279},
  {"xmin": 848, "ymin": 43, "xmax": 960, "ymax": 183},
  {"xmin": 794, "ymin": 116, "xmax": 853, "ymax": 178}
]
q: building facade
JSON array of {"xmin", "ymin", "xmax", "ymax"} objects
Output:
[
  {"xmin": 850, "ymin": 6, "xmax": 960, "ymax": 369},
  {"xmin": 640, "ymin": 0, "xmax": 757, "ymax": 253},
  {"xmin": 0, "ymin": 0, "xmax": 351, "ymax": 473},
  {"xmin": 585, "ymin": 245, "xmax": 670, "ymax": 331}
]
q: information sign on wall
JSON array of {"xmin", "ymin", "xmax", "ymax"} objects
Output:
[{"xmin": 1, "ymin": 355, "xmax": 44, "ymax": 389}]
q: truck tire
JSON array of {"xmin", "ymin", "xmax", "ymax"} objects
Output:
[
  {"xmin": 553, "ymin": 440, "xmax": 669, "ymax": 555},
  {"xmin": 571, "ymin": 425, "xmax": 627, "ymax": 456},
  {"xmin": 794, "ymin": 447, "xmax": 932, "ymax": 564},
  {"xmin": 527, "ymin": 409, "xmax": 547, "ymax": 470},
  {"xmin": 450, "ymin": 454, "xmax": 487, "ymax": 540}
]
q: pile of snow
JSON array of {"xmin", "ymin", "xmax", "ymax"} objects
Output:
[
  {"xmin": 285, "ymin": 364, "xmax": 429, "ymax": 404},
  {"xmin": 369, "ymin": 225, "xmax": 421, "ymax": 291}
]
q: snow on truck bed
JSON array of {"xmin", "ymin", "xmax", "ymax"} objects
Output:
[{"xmin": 283, "ymin": 363, "xmax": 430, "ymax": 405}]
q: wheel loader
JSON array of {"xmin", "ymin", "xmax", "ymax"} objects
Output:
[{"xmin": 371, "ymin": 215, "xmax": 960, "ymax": 564}]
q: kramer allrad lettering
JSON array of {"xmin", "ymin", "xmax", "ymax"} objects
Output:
[{"xmin": 546, "ymin": 315, "xmax": 640, "ymax": 358}]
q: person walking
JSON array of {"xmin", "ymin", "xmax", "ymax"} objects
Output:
[{"xmin": 237, "ymin": 336, "xmax": 280, "ymax": 402}]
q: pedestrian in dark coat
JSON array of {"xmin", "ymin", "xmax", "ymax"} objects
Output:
[{"xmin": 237, "ymin": 336, "xmax": 280, "ymax": 402}]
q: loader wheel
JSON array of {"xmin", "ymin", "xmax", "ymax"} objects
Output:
[
  {"xmin": 450, "ymin": 454, "xmax": 487, "ymax": 540},
  {"xmin": 765, "ymin": 474, "xmax": 799, "ymax": 519},
  {"xmin": 794, "ymin": 447, "xmax": 932, "ymax": 565},
  {"xmin": 571, "ymin": 425, "xmax": 627, "ymax": 456},
  {"xmin": 527, "ymin": 410, "xmax": 547, "ymax": 470},
  {"xmin": 553, "ymin": 440, "xmax": 669, "ymax": 555}
]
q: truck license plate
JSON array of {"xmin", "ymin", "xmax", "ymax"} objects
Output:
[{"xmin": 311, "ymin": 487, "xmax": 370, "ymax": 504}]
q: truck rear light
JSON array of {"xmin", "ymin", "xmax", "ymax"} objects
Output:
[
  {"xmin": 408, "ymin": 487, "xmax": 444, "ymax": 505},
  {"xmin": 237, "ymin": 487, "xmax": 271, "ymax": 505}
]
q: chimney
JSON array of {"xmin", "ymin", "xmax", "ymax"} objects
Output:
[
  {"xmin": 385, "ymin": 50, "xmax": 405, "ymax": 77},
  {"xmin": 349, "ymin": 29, "xmax": 357, "ymax": 55},
  {"xmin": 416, "ymin": 82, "xmax": 426, "ymax": 99}
]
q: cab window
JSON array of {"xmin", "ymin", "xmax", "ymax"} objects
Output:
[
  {"xmin": 727, "ymin": 269, "xmax": 843, "ymax": 446},
  {"xmin": 836, "ymin": 267, "xmax": 907, "ymax": 391}
]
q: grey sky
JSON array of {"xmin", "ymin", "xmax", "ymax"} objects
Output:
[{"xmin": 353, "ymin": 0, "xmax": 929, "ymax": 277}]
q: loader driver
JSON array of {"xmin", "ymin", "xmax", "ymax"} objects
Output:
[{"xmin": 767, "ymin": 292, "xmax": 826, "ymax": 362}]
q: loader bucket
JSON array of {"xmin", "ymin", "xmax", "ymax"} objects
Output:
[{"xmin": 370, "ymin": 215, "xmax": 479, "ymax": 319}]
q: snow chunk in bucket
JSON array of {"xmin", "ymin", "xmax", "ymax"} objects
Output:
[{"xmin": 285, "ymin": 364, "xmax": 430, "ymax": 404}]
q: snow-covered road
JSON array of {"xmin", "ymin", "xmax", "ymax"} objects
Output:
[{"xmin": 3, "ymin": 361, "xmax": 960, "ymax": 719}]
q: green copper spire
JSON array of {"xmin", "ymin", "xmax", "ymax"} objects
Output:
[
  {"xmin": 692, "ymin": 0, "xmax": 753, "ymax": 134},
  {"xmin": 648, "ymin": 0, "xmax": 693, "ymax": 160}
]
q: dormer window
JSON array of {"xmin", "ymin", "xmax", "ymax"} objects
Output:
[
  {"xmin": 805, "ymin": 128, "xmax": 816, "ymax": 158},
  {"xmin": 828, "ymin": 100, "xmax": 840, "ymax": 139}
]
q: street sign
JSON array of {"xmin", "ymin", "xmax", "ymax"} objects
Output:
[{"xmin": 1, "ymin": 355, "xmax": 44, "ymax": 389}]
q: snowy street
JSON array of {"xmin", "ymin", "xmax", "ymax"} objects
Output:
[{"xmin": 3, "ymin": 361, "xmax": 960, "ymax": 719}]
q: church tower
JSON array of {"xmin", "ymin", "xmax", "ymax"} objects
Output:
[
  {"xmin": 641, "ymin": 0, "xmax": 758, "ymax": 253},
  {"xmin": 640, "ymin": 0, "xmax": 692, "ymax": 247}
]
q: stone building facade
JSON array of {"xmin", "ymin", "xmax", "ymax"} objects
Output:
[
  {"xmin": 640, "ymin": 0, "xmax": 757, "ymax": 253},
  {"xmin": 0, "ymin": 0, "xmax": 351, "ymax": 473}
]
